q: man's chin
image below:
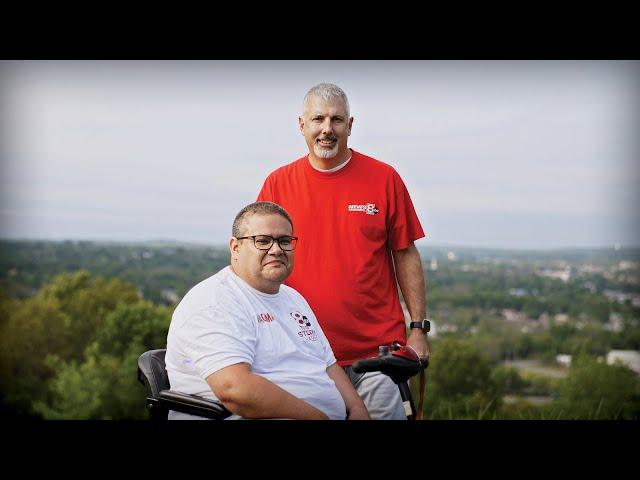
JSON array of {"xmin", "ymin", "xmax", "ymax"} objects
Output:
[
  {"xmin": 262, "ymin": 265, "xmax": 290, "ymax": 283},
  {"xmin": 314, "ymin": 144, "xmax": 339, "ymax": 159}
]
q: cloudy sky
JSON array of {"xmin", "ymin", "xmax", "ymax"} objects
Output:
[{"xmin": 1, "ymin": 60, "xmax": 638, "ymax": 249}]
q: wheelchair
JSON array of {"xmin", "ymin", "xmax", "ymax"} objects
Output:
[
  {"xmin": 137, "ymin": 342, "xmax": 428, "ymax": 420},
  {"xmin": 137, "ymin": 349, "xmax": 231, "ymax": 420}
]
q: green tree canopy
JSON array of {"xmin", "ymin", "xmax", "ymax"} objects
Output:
[
  {"xmin": 555, "ymin": 354, "xmax": 640, "ymax": 419},
  {"xmin": 0, "ymin": 271, "xmax": 141, "ymax": 417},
  {"xmin": 34, "ymin": 300, "xmax": 172, "ymax": 419},
  {"xmin": 424, "ymin": 338, "xmax": 501, "ymax": 419}
]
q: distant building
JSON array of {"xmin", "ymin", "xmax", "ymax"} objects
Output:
[
  {"xmin": 540, "ymin": 268, "xmax": 571, "ymax": 283},
  {"xmin": 430, "ymin": 258, "xmax": 438, "ymax": 271},
  {"xmin": 502, "ymin": 309, "xmax": 530, "ymax": 324},
  {"xmin": 579, "ymin": 264, "xmax": 603, "ymax": 274},
  {"xmin": 554, "ymin": 313, "xmax": 569, "ymax": 324},
  {"xmin": 161, "ymin": 288, "xmax": 180, "ymax": 304},
  {"xmin": 556, "ymin": 354, "xmax": 572, "ymax": 367},
  {"xmin": 509, "ymin": 288, "xmax": 528, "ymax": 297},
  {"xmin": 618, "ymin": 261, "xmax": 637, "ymax": 271},
  {"xmin": 606, "ymin": 350, "xmax": 640, "ymax": 375},
  {"xmin": 603, "ymin": 290, "xmax": 640, "ymax": 307},
  {"xmin": 605, "ymin": 313, "xmax": 624, "ymax": 332},
  {"xmin": 447, "ymin": 251, "xmax": 456, "ymax": 261},
  {"xmin": 538, "ymin": 313, "xmax": 550, "ymax": 329}
]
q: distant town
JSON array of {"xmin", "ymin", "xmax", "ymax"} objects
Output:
[{"xmin": 1, "ymin": 239, "xmax": 638, "ymax": 419}]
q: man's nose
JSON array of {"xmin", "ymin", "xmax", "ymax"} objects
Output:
[
  {"xmin": 321, "ymin": 118, "xmax": 333, "ymax": 134},
  {"xmin": 267, "ymin": 240, "xmax": 284, "ymax": 255}
]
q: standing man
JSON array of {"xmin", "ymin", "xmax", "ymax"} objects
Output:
[{"xmin": 257, "ymin": 83, "xmax": 430, "ymax": 419}]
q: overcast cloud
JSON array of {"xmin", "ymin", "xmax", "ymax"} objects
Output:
[{"xmin": 1, "ymin": 60, "xmax": 638, "ymax": 248}]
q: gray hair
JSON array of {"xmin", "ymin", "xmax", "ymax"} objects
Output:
[
  {"xmin": 232, "ymin": 201, "xmax": 294, "ymax": 238},
  {"xmin": 302, "ymin": 83, "xmax": 350, "ymax": 118}
]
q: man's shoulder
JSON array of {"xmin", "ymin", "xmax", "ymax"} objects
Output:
[
  {"xmin": 173, "ymin": 267, "xmax": 234, "ymax": 315},
  {"xmin": 280, "ymin": 282, "xmax": 304, "ymax": 300},
  {"xmin": 353, "ymin": 150, "xmax": 398, "ymax": 176}
]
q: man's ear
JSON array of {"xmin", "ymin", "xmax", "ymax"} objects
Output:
[
  {"xmin": 348, "ymin": 116, "xmax": 354, "ymax": 136},
  {"xmin": 298, "ymin": 116, "xmax": 305, "ymax": 135},
  {"xmin": 229, "ymin": 237, "xmax": 240, "ymax": 261}
]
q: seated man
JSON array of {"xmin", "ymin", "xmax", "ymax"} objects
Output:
[{"xmin": 166, "ymin": 201, "xmax": 370, "ymax": 420}]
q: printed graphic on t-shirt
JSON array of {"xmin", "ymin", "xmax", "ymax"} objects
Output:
[
  {"xmin": 256, "ymin": 312, "xmax": 275, "ymax": 323},
  {"xmin": 290, "ymin": 311, "xmax": 318, "ymax": 342},
  {"xmin": 347, "ymin": 203, "xmax": 379, "ymax": 215}
]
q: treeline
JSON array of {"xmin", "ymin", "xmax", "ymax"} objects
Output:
[
  {"xmin": 428, "ymin": 265, "xmax": 632, "ymax": 320},
  {"xmin": 0, "ymin": 240, "xmax": 229, "ymax": 304},
  {"xmin": 1, "ymin": 271, "xmax": 639, "ymax": 419}
]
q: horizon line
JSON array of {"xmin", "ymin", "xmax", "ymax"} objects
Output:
[{"xmin": 1, "ymin": 236, "xmax": 639, "ymax": 252}]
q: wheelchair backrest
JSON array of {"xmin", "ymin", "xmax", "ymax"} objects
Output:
[{"xmin": 137, "ymin": 349, "xmax": 170, "ymax": 399}]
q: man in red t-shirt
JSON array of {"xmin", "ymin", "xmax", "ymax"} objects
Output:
[{"xmin": 257, "ymin": 83, "xmax": 430, "ymax": 419}]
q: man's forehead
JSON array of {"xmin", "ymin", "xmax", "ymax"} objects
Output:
[
  {"xmin": 242, "ymin": 213, "xmax": 292, "ymax": 232},
  {"xmin": 305, "ymin": 96, "xmax": 348, "ymax": 115}
]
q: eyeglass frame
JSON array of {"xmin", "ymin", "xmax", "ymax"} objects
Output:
[{"xmin": 235, "ymin": 234, "xmax": 299, "ymax": 251}]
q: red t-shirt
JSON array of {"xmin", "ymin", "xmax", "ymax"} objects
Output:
[{"xmin": 257, "ymin": 150, "xmax": 425, "ymax": 365}]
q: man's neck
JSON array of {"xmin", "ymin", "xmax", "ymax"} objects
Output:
[
  {"xmin": 308, "ymin": 148, "xmax": 352, "ymax": 171},
  {"xmin": 230, "ymin": 264, "xmax": 280, "ymax": 294}
]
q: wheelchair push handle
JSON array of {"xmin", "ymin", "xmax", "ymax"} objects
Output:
[{"xmin": 351, "ymin": 341, "xmax": 428, "ymax": 384}]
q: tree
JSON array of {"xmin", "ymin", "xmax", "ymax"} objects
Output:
[
  {"xmin": 35, "ymin": 300, "xmax": 172, "ymax": 419},
  {"xmin": 555, "ymin": 354, "xmax": 640, "ymax": 419},
  {"xmin": 0, "ymin": 271, "xmax": 141, "ymax": 417},
  {"xmin": 423, "ymin": 338, "xmax": 501, "ymax": 419}
]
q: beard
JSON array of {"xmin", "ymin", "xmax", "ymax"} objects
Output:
[{"xmin": 313, "ymin": 140, "xmax": 339, "ymax": 159}]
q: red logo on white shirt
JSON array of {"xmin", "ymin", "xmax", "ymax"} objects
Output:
[{"xmin": 256, "ymin": 312, "xmax": 274, "ymax": 323}]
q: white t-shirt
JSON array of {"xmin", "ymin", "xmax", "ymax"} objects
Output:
[{"xmin": 166, "ymin": 266, "xmax": 347, "ymax": 420}]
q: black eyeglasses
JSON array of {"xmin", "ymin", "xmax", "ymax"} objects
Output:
[{"xmin": 236, "ymin": 235, "xmax": 298, "ymax": 251}]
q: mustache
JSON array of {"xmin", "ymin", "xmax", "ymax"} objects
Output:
[{"xmin": 317, "ymin": 136, "xmax": 337, "ymax": 142}]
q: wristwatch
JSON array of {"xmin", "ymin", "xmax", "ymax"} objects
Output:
[{"xmin": 409, "ymin": 319, "xmax": 431, "ymax": 333}]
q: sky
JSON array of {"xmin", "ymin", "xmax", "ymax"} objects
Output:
[{"xmin": 1, "ymin": 60, "xmax": 638, "ymax": 249}]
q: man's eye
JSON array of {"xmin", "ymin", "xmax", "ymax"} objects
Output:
[
  {"xmin": 279, "ymin": 239, "xmax": 291, "ymax": 246},
  {"xmin": 256, "ymin": 238, "xmax": 271, "ymax": 245}
]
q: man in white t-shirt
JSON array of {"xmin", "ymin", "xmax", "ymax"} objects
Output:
[{"xmin": 166, "ymin": 201, "xmax": 370, "ymax": 420}]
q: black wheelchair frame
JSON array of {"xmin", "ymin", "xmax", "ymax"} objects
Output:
[{"xmin": 138, "ymin": 343, "xmax": 427, "ymax": 420}]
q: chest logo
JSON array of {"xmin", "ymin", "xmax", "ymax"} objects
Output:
[
  {"xmin": 347, "ymin": 203, "xmax": 379, "ymax": 215},
  {"xmin": 256, "ymin": 312, "xmax": 275, "ymax": 323},
  {"xmin": 290, "ymin": 311, "xmax": 318, "ymax": 342}
]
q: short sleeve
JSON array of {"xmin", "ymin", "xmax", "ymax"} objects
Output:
[
  {"xmin": 173, "ymin": 301, "xmax": 258, "ymax": 380},
  {"xmin": 257, "ymin": 174, "xmax": 275, "ymax": 202},
  {"xmin": 388, "ymin": 169, "xmax": 425, "ymax": 251}
]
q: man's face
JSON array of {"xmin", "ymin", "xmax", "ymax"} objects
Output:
[
  {"xmin": 230, "ymin": 213, "xmax": 294, "ymax": 294},
  {"xmin": 299, "ymin": 95, "xmax": 353, "ymax": 161}
]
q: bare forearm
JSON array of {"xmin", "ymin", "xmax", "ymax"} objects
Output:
[
  {"xmin": 326, "ymin": 363, "xmax": 369, "ymax": 419},
  {"xmin": 210, "ymin": 373, "xmax": 328, "ymax": 420},
  {"xmin": 393, "ymin": 243, "xmax": 431, "ymax": 358},
  {"xmin": 392, "ymin": 243, "xmax": 426, "ymax": 320}
]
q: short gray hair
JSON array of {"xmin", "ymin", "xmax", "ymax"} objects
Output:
[
  {"xmin": 232, "ymin": 201, "xmax": 294, "ymax": 238},
  {"xmin": 302, "ymin": 83, "xmax": 350, "ymax": 118}
]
